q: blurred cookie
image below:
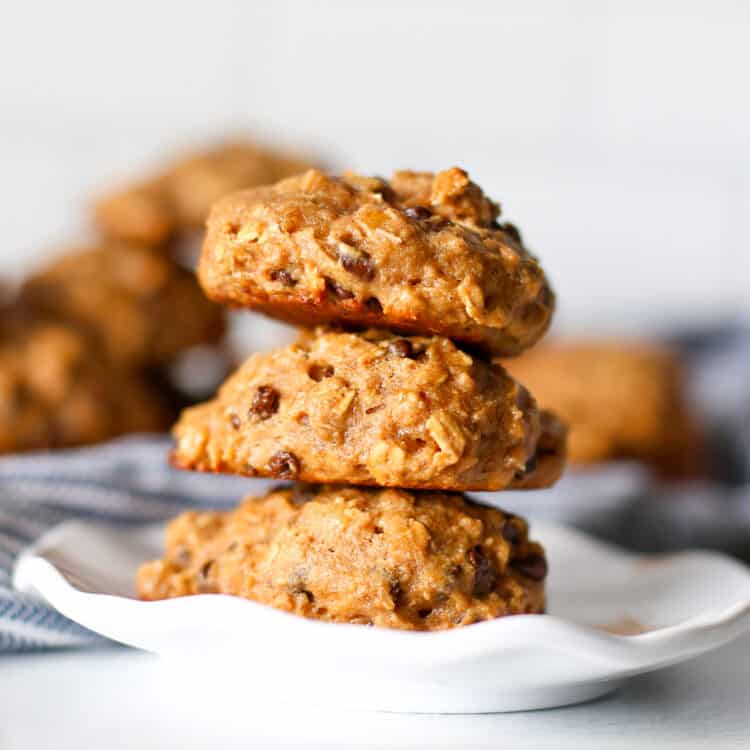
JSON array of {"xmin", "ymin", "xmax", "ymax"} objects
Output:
[
  {"xmin": 94, "ymin": 141, "xmax": 313, "ymax": 248},
  {"xmin": 137, "ymin": 484, "xmax": 547, "ymax": 630},
  {"xmin": 0, "ymin": 279, "xmax": 14, "ymax": 309},
  {"xmin": 170, "ymin": 328, "xmax": 564, "ymax": 491},
  {"xmin": 501, "ymin": 341, "xmax": 704, "ymax": 475},
  {"xmin": 199, "ymin": 167, "xmax": 554, "ymax": 357},
  {"xmin": 20, "ymin": 244, "xmax": 226, "ymax": 369},
  {"xmin": 0, "ymin": 317, "xmax": 173, "ymax": 454}
]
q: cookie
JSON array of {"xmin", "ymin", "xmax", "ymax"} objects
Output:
[
  {"xmin": 136, "ymin": 485, "xmax": 547, "ymax": 630},
  {"xmin": 94, "ymin": 141, "xmax": 313, "ymax": 248},
  {"xmin": 20, "ymin": 244, "xmax": 226, "ymax": 369},
  {"xmin": 170, "ymin": 328, "xmax": 566, "ymax": 491},
  {"xmin": 0, "ymin": 316, "xmax": 173, "ymax": 453},
  {"xmin": 198, "ymin": 167, "xmax": 554, "ymax": 357},
  {"xmin": 501, "ymin": 341, "xmax": 703, "ymax": 474}
]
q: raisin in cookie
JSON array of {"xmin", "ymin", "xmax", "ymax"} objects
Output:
[
  {"xmin": 137, "ymin": 485, "xmax": 546, "ymax": 630},
  {"xmin": 171, "ymin": 328, "xmax": 566, "ymax": 491},
  {"xmin": 94, "ymin": 141, "xmax": 313, "ymax": 248},
  {"xmin": 198, "ymin": 167, "xmax": 554, "ymax": 357},
  {"xmin": 502, "ymin": 341, "xmax": 704, "ymax": 475},
  {"xmin": 20, "ymin": 244, "xmax": 225, "ymax": 369},
  {"xmin": 0, "ymin": 317, "xmax": 173, "ymax": 453}
]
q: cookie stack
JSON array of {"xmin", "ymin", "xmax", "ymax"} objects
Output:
[{"xmin": 138, "ymin": 167, "xmax": 567, "ymax": 631}]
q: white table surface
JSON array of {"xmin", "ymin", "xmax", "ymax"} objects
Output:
[{"xmin": 1, "ymin": 633, "xmax": 749, "ymax": 749}]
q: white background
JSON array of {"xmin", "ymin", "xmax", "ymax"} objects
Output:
[{"xmin": 1, "ymin": 0, "xmax": 748, "ymax": 335}]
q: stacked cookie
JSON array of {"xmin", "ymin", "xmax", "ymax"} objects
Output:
[
  {"xmin": 20, "ymin": 244, "xmax": 225, "ymax": 373},
  {"xmin": 0, "ymin": 311, "xmax": 174, "ymax": 454},
  {"xmin": 95, "ymin": 140, "xmax": 314, "ymax": 257},
  {"xmin": 138, "ymin": 167, "xmax": 567, "ymax": 631},
  {"xmin": 0, "ymin": 243, "xmax": 227, "ymax": 455}
]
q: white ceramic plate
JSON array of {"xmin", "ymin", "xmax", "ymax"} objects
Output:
[{"xmin": 13, "ymin": 520, "xmax": 750, "ymax": 713}]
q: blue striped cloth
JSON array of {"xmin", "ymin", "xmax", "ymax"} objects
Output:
[{"xmin": 0, "ymin": 436, "xmax": 253, "ymax": 652}]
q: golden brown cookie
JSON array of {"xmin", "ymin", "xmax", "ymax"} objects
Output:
[
  {"xmin": 94, "ymin": 141, "xmax": 313, "ymax": 248},
  {"xmin": 0, "ymin": 316, "xmax": 173, "ymax": 454},
  {"xmin": 20, "ymin": 244, "xmax": 226, "ymax": 369},
  {"xmin": 171, "ymin": 328, "xmax": 566, "ymax": 491},
  {"xmin": 137, "ymin": 485, "xmax": 547, "ymax": 630},
  {"xmin": 198, "ymin": 167, "xmax": 554, "ymax": 357},
  {"xmin": 501, "ymin": 341, "xmax": 704, "ymax": 475}
]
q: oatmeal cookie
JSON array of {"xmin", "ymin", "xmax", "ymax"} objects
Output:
[
  {"xmin": 137, "ymin": 485, "xmax": 547, "ymax": 630},
  {"xmin": 171, "ymin": 328, "xmax": 565, "ymax": 491},
  {"xmin": 94, "ymin": 141, "xmax": 313, "ymax": 247},
  {"xmin": 501, "ymin": 341, "xmax": 704, "ymax": 474},
  {"xmin": 0, "ymin": 316, "xmax": 173, "ymax": 453},
  {"xmin": 20, "ymin": 244, "xmax": 225, "ymax": 368},
  {"xmin": 198, "ymin": 167, "xmax": 554, "ymax": 357}
]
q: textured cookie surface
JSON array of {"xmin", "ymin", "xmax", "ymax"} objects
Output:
[
  {"xmin": 20, "ymin": 244, "xmax": 225, "ymax": 368},
  {"xmin": 199, "ymin": 168, "xmax": 554, "ymax": 357},
  {"xmin": 137, "ymin": 485, "xmax": 547, "ymax": 630},
  {"xmin": 0, "ymin": 317, "xmax": 172, "ymax": 453},
  {"xmin": 94, "ymin": 141, "xmax": 312, "ymax": 247},
  {"xmin": 171, "ymin": 328, "xmax": 564, "ymax": 491},
  {"xmin": 502, "ymin": 341, "xmax": 703, "ymax": 474}
]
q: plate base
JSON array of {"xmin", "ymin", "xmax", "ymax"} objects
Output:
[{"xmin": 163, "ymin": 657, "xmax": 623, "ymax": 713}]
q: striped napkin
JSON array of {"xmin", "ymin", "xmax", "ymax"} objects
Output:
[{"xmin": 0, "ymin": 436, "xmax": 251, "ymax": 652}]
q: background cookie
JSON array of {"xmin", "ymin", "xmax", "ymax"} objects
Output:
[
  {"xmin": 501, "ymin": 340, "xmax": 705, "ymax": 476},
  {"xmin": 0, "ymin": 318, "xmax": 173, "ymax": 453},
  {"xmin": 94, "ymin": 140, "xmax": 314, "ymax": 249},
  {"xmin": 20, "ymin": 244, "xmax": 226, "ymax": 369},
  {"xmin": 170, "ymin": 328, "xmax": 558, "ymax": 491},
  {"xmin": 137, "ymin": 484, "xmax": 547, "ymax": 630},
  {"xmin": 199, "ymin": 167, "xmax": 554, "ymax": 357}
]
